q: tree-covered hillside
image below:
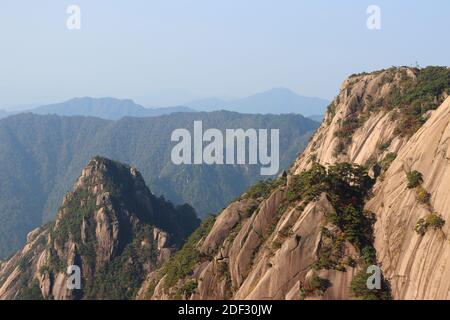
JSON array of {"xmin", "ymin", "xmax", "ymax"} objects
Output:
[{"xmin": 0, "ymin": 111, "xmax": 318, "ymax": 258}]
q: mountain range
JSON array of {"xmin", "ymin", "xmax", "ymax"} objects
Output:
[
  {"xmin": 0, "ymin": 98, "xmax": 195, "ymax": 121},
  {"xmin": 0, "ymin": 110, "xmax": 318, "ymax": 258},
  {"xmin": 0, "ymin": 88, "xmax": 329, "ymax": 121},
  {"xmin": 184, "ymin": 88, "xmax": 330, "ymax": 116}
]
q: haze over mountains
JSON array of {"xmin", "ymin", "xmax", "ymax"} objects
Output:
[
  {"xmin": 185, "ymin": 88, "xmax": 330, "ymax": 116},
  {"xmin": 0, "ymin": 88, "xmax": 329, "ymax": 121},
  {"xmin": 0, "ymin": 98, "xmax": 195, "ymax": 121}
]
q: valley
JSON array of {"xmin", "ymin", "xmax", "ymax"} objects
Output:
[{"xmin": 0, "ymin": 111, "xmax": 317, "ymax": 258}]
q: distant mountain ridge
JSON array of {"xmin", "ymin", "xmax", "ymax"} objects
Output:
[
  {"xmin": 25, "ymin": 97, "xmax": 195, "ymax": 120},
  {"xmin": 185, "ymin": 88, "xmax": 329, "ymax": 116},
  {"xmin": 2, "ymin": 89, "xmax": 329, "ymax": 120}
]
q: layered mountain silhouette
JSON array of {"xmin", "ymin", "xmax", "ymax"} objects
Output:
[
  {"xmin": 23, "ymin": 97, "xmax": 195, "ymax": 120},
  {"xmin": 185, "ymin": 88, "xmax": 329, "ymax": 116},
  {"xmin": 2, "ymin": 88, "xmax": 329, "ymax": 121},
  {"xmin": 0, "ymin": 110, "xmax": 8, "ymax": 119}
]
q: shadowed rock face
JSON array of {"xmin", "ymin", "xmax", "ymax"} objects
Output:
[
  {"xmin": 0, "ymin": 157, "xmax": 199, "ymax": 300},
  {"xmin": 140, "ymin": 67, "xmax": 450, "ymax": 300}
]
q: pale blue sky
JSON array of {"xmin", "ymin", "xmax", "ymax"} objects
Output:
[{"xmin": 0, "ymin": 0, "xmax": 449, "ymax": 108}]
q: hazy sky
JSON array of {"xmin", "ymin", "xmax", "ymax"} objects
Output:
[{"xmin": 0, "ymin": 0, "xmax": 449, "ymax": 108}]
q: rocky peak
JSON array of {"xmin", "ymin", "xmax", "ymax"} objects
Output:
[
  {"xmin": 293, "ymin": 67, "xmax": 450, "ymax": 174},
  {"xmin": 74, "ymin": 156, "xmax": 145, "ymax": 192},
  {"xmin": 0, "ymin": 157, "xmax": 200, "ymax": 300}
]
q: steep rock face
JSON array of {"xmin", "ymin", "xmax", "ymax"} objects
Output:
[
  {"xmin": 141, "ymin": 66, "xmax": 450, "ymax": 300},
  {"xmin": 141, "ymin": 172, "xmax": 369, "ymax": 300},
  {"xmin": 139, "ymin": 68, "xmax": 412, "ymax": 301},
  {"xmin": 367, "ymin": 96, "xmax": 450, "ymax": 299},
  {"xmin": 232, "ymin": 193, "xmax": 356, "ymax": 300},
  {"xmin": 293, "ymin": 68, "xmax": 416, "ymax": 173},
  {"xmin": 0, "ymin": 157, "xmax": 199, "ymax": 300}
]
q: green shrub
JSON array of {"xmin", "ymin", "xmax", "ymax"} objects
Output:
[
  {"xmin": 334, "ymin": 118, "xmax": 360, "ymax": 140},
  {"xmin": 144, "ymin": 280, "xmax": 158, "ymax": 299},
  {"xmin": 415, "ymin": 213, "xmax": 445, "ymax": 236},
  {"xmin": 362, "ymin": 246, "xmax": 377, "ymax": 265},
  {"xmin": 406, "ymin": 171, "xmax": 423, "ymax": 189},
  {"xmin": 314, "ymin": 230, "xmax": 346, "ymax": 271},
  {"xmin": 378, "ymin": 140, "xmax": 392, "ymax": 151},
  {"xmin": 217, "ymin": 261, "xmax": 230, "ymax": 279},
  {"xmin": 17, "ymin": 280, "xmax": 43, "ymax": 300},
  {"xmin": 310, "ymin": 275, "xmax": 331, "ymax": 295},
  {"xmin": 242, "ymin": 177, "xmax": 285, "ymax": 200},
  {"xmin": 327, "ymin": 102, "xmax": 337, "ymax": 122},
  {"xmin": 87, "ymin": 225, "xmax": 159, "ymax": 300},
  {"xmin": 416, "ymin": 186, "xmax": 431, "ymax": 204},
  {"xmin": 344, "ymin": 257, "xmax": 357, "ymax": 268},
  {"xmin": 272, "ymin": 240, "xmax": 282, "ymax": 250},
  {"xmin": 53, "ymin": 187, "xmax": 97, "ymax": 245},
  {"xmin": 427, "ymin": 213, "xmax": 446, "ymax": 230},
  {"xmin": 388, "ymin": 67, "xmax": 450, "ymax": 137},
  {"xmin": 289, "ymin": 163, "xmax": 374, "ymax": 253},
  {"xmin": 286, "ymin": 163, "xmax": 328, "ymax": 204},
  {"xmin": 333, "ymin": 117, "xmax": 363, "ymax": 156},
  {"xmin": 350, "ymin": 267, "xmax": 391, "ymax": 300},
  {"xmin": 177, "ymin": 280, "xmax": 198, "ymax": 297},
  {"xmin": 333, "ymin": 141, "xmax": 346, "ymax": 156},
  {"xmin": 414, "ymin": 218, "xmax": 428, "ymax": 236},
  {"xmin": 160, "ymin": 215, "xmax": 216, "ymax": 289},
  {"xmin": 351, "ymin": 67, "xmax": 450, "ymax": 138},
  {"xmin": 380, "ymin": 153, "xmax": 397, "ymax": 172},
  {"xmin": 289, "ymin": 162, "xmax": 378, "ymax": 275}
]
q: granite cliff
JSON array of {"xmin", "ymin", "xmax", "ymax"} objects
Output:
[{"xmin": 140, "ymin": 66, "xmax": 450, "ymax": 300}]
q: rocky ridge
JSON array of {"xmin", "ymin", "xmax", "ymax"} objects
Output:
[
  {"xmin": 140, "ymin": 66, "xmax": 450, "ymax": 300},
  {"xmin": 0, "ymin": 157, "xmax": 199, "ymax": 299}
]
